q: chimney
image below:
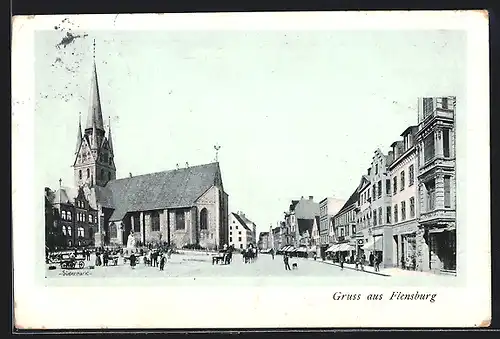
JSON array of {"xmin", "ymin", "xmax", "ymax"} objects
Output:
[
  {"xmin": 388, "ymin": 151, "xmax": 394, "ymax": 163},
  {"xmin": 176, "ymin": 163, "xmax": 180, "ymax": 170},
  {"xmin": 129, "ymin": 172, "xmax": 133, "ymax": 178},
  {"xmin": 301, "ymin": 196, "xmax": 304, "ymax": 199},
  {"xmin": 185, "ymin": 162, "xmax": 189, "ymax": 168},
  {"xmin": 367, "ymin": 168, "xmax": 371, "ymax": 176},
  {"xmin": 309, "ymin": 196, "xmax": 314, "ymax": 200}
]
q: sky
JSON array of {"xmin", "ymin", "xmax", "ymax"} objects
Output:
[{"xmin": 35, "ymin": 29, "xmax": 466, "ymax": 235}]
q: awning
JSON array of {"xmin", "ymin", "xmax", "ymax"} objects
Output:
[
  {"xmin": 289, "ymin": 247, "xmax": 297, "ymax": 252},
  {"xmin": 338, "ymin": 243, "xmax": 355, "ymax": 252},
  {"xmin": 325, "ymin": 244, "xmax": 339, "ymax": 252},
  {"xmin": 279, "ymin": 246, "xmax": 288, "ymax": 251},
  {"xmin": 296, "ymin": 247, "xmax": 307, "ymax": 253},
  {"xmin": 364, "ymin": 237, "xmax": 383, "ymax": 251}
]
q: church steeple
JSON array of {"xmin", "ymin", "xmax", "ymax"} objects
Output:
[
  {"xmin": 108, "ymin": 117, "xmax": 114, "ymax": 155},
  {"xmin": 75, "ymin": 113, "xmax": 82, "ymax": 154},
  {"xmin": 86, "ymin": 39, "xmax": 104, "ymax": 132}
]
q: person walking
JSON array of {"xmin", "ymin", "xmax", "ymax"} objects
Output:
[
  {"xmin": 159, "ymin": 254, "xmax": 166, "ymax": 271},
  {"xmin": 271, "ymin": 249, "xmax": 275, "ymax": 260},
  {"xmin": 130, "ymin": 252, "xmax": 136, "ymax": 269},
  {"xmin": 374, "ymin": 254, "xmax": 380, "ymax": 272},
  {"xmin": 283, "ymin": 253, "xmax": 291, "ymax": 271},
  {"xmin": 340, "ymin": 255, "xmax": 344, "ymax": 270}
]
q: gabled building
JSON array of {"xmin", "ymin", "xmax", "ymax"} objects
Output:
[
  {"xmin": 319, "ymin": 197, "xmax": 346, "ymax": 254},
  {"xmin": 229, "ymin": 212, "xmax": 253, "ymax": 250},
  {"xmin": 258, "ymin": 231, "xmax": 270, "ymax": 251}
]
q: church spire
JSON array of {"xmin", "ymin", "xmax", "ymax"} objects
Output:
[
  {"xmin": 86, "ymin": 39, "xmax": 104, "ymax": 131},
  {"xmin": 108, "ymin": 116, "xmax": 114, "ymax": 154},
  {"xmin": 75, "ymin": 113, "xmax": 82, "ymax": 154}
]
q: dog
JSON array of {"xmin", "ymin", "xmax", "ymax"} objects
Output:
[{"xmin": 292, "ymin": 262, "xmax": 298, "ymax": 270}]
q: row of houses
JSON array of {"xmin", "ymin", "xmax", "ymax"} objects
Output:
[{"xmin": 259, "ymin": 96, "xmax": 457, "ymax": 274}]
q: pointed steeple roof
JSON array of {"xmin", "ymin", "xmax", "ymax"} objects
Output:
[
  {"xmin": 108, "ymin": 117, "xmax": 114, "ymax": 154},
  {"xmin": 86, "ymin": 40, "xmax": 104, "ymax": 131},
  {"xmin": 75, "ymin": 113, "xmax": 82, "ymax": 154}
]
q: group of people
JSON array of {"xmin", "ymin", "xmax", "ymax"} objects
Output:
[{"xmin": 127, "ymin": 248, "xmax": 172, "ymax": 271}]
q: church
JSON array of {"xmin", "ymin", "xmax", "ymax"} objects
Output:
[{"xmin": 48, "ymin": 54, "xmax": 229, "ymax": 250}]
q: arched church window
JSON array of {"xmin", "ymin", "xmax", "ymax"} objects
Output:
[
  {"xmin": 151, "ymin": 211, "xmax": 160, "ymax": 231},
  {"xmin": 200, "ymin": 208, "xmax": 208, "ymax": 230},
  {"xmin": 87, "ymin": 168, "xmax": 90, "ymax": 179},
  {"xmin": 79, "ymin": 170, "xmax": 82, "ymax": 180}
]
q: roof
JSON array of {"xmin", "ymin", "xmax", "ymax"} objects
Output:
[
  {"xmin": 232, "ymin": 212, "xmax": 252, "ymax": 232},
  {"xmin": 400, "ymin": 125, "xmax": 418, "ymax": 137},
  {"xmin": 53, "ymin": 186, "xmax": 78, "ymax": 205},
  {"xmin": 294, "ymin": 198, "xmax": 320, "ymax": 219},
  {"xmin": 289, "ymin": 200, "xmax": 299, "ymax": 212},
  {"xmin": 85, "ymin": 61, "xmax": 104, "ymax": 131},
  {"xmin": 336, "ymin": 189, "xmax": 359, "ymax": 216},
  {"xmin": 102, "ymin": 162, "xmax": 221, "ymax": 221},
  {"xmin": 259, "ymin": 232, "xmax": 269, "ymax": 237}
]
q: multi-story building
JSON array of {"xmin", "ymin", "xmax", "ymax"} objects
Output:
[
  {"xmin": 228, "ymin": 212, "xmax": 253, "ymax": 250},
  {"xmin": 258, "ymin": 232, "xmax": 270, "ymax": 251},
  {"xmin": 319, "ymin": 197, "xmax": 346, "ymax": 257},
  {"xmin": 354, "ymin": 173, "xmax": 372, "ymax": 256},
  {"xmin": 363, "ymin": 149, "xmax": 394, "ymax": 267},
  {"xmin": 273, "ymin": 224, "xmax": 283, "ymax": 251},
  {"xmin": 331, "ymin": 189, "xmax": 358, "ymax": 261},
  {"xmin": 386, "ymin": 126, "xmax": 419, "ymax": 269},
  {"xmin": 283, "ymin": 200, "xmax": 299, "ymax": 246},
  {"xmin": 415, "ymin": 96, "xmax": 456, "ymax": 273},
  {"xmin": 293, "ymin": 196, "xmax": 320, "ymax": 247}
]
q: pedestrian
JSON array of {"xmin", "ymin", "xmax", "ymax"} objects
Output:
[
  {"xmin": 159, "ymin": 254, "xmax": 166, "ymax": 271},
  {"xmin": 340, "ymin": 255, "xmax": 344, "ymax": 270},
  {"xmin": 130, "ymin": 252, "xmax": 136, "ymax": 269},
  {"xmin": 374, "ymin": 254, "xmax": 380, "ymax": 272},
  {"xmin": 271, "ymin": 249, "xmax": 275, "ymax": 260},
  {"xmin": 283, "ymin": 253, "xmax": 291, "ymax": 271}
]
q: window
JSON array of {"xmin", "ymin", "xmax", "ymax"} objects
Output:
[
  {"xmin": 230, "ymin": 232, "xmax": 232, "ymax": 235},
  {"xmin": 378, "ymin": 207, "xmax": 382, "ymax": 225},
  {"xmin": 423, "ymin": 97, "xmax": 434, "ymax": 118},
  {"xmin": 375, "ymin": 164, "xmax": 378, "ymax": 174},
  {"xmin": 79, "ymin": 170, "xmax": 82, "ymax": 180},
  {"xmin": 230, "ymin": 237, "xmax": 233, "ymax": 242},
  {"xmin": 400, "ymin": 170, "xmax": 405, "ymax": 191},
  {"xmin": 151, "ymin": 211, "xmax": 160, "ymax": 231},
  {"xmin": 386, "ymin": 206, "xmax": 392, "ymax": 224},
  {"xmin": 444, "ymin": 176, "xmax": 452, "ymax": 208},
  {"xmin": 61, "ymin": 211, "xmax": 66, "ymax": 220},
  {"xmin": 443, "ymin": 129, "xmax": 450, "ymax": 158},
  {"xmin": 89, "ymin": 214, "xmax": 93, "ymax": 223},
  {"xmin": 442, "ymin": 97, "xmax": 449, "ymax": 109},
  {"xmin": 175, "ymin": 211, "xmax": 185, "ymax": 230},
  {"xmin": 425, "ymin": 180, "xmax": 436, "ymax": 211},
  {"xmin": 87, "ymin": 168, "xmax": 90, "ymax": 178},
  {"xmin": 340, "ymin": 228, "xmax": 344, "ymax": 237},
  {"xmin": 373, "ymin": 210, "xmax": 377, "ymax": 226},
  {"xmin": 410, "ymin": 197, "xmax": 415, "ymax": 218},
  {"xmin": 401, "ymin": 201, "xmax": 406, "ymax": 221},
  {"xmin": 386, "ymin": 179, "xmax": 391, "ymax": 195},
  {"xmin": 372, "ymin": 185, "xmax": 376, "ymax": 200},
  {"xmin": 239, "ymin": 231, "xmax": 242, "ymax": 235},
  {"xmin": 424, "ymin": 133, "xmax": 435, "ymax": 163},
  {"xmin": 377, "ymin": 181, "xmax": 382, "ymax": 198},
  {"xmin": 393, "ymin": 176, "xmax": 398, "ymax": 194},
  {"xmin": 238, "ymin": 237, "xmax": 242, "ymax": 242},
  {"xmin": 394, "ymin": 204, "xmax": 398, "ymax": 223},
  {"xmin": 352, "ymin": 225, "xmax": 356, "ymax": 234},
  {"xmin": 133, "ymin": 215, "xmax": 140, "ymax": 232},
  {"xmin": 200, "ymin": 208, "xmax": 208, "ymax": 230},
  {"xmin": 67, "ymin": 226, "xmax": 72, "ymax": 236},
  {"xmin": 78, "ymin": 227, "xmax": 85, "ymax": 237},
  {"xmin": 236, "ymin": 226, "xmax": 239, "ymax": 229},
  {"xmin": 409, "ymin": 165, "xmax": 415, "ymax": 186},
  {"xmin": 67, "ymin": 212, "xmax": 72, "ymax": 221},
  {"xmin": 240, "ymin": 244, "xmax": 243, "ymax": 249},
  {"xmin": 62, "ymin": 226, "xmax": 67, "ymax": 235}
]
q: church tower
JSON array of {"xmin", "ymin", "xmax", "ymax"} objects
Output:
[{"xmin": 73, "ymin": 40, "xmax": 116, "ymax": 188}]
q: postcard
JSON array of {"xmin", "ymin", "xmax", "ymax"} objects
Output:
[{"xmin": 12, "ymin": 11, "xmax": 490, "ymax": 329}]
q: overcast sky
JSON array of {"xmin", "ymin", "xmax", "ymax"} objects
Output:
[{"xmin": 35, "ymin": 29, "xmax": 466, "ymax": 234}]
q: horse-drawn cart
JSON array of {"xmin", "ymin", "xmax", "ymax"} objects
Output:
[{"xmin": 60, "ymin": 257, "xmax": 86, "ymax": 269}]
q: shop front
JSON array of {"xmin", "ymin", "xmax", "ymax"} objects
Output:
[
  {"xmin": 429, "ymin": 227, "xmax": 456, "ymax": 272},
  {"xmin": 393, "ymin": 221, "xmax": 419, "ymax": 270}
]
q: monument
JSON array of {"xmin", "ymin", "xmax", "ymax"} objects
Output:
[{"xmin": 127, "ymin": 231, "xmax": 137, "ymax": 253}]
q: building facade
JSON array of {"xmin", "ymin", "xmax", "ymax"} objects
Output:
[
  {"xmin": 319, "ymin": 197, "xmax": 346, "ymax": 255},
  {"xmin": 387, "ymin": 126, "xmax": 419, "ymax": 270},
  {"xmin": 415, "ymin": 96, "xmax": 457, "ymax": 273},
  {"xmin": 331, "ymin": 190, "xmax": 358, "ymax": 261},
  {"xmin": 258, "ymin": 232, "xmax": 270, "ymax": 251},
  {"xmin": 354, "ymin": 174, "xmax": 372, "ymax": 256},
  {"xmin": 229, "ymin": 212, "xmax": 253, "ymax": 250}
]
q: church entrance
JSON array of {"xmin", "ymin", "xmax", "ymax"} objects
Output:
[{"xmin": 123, "ymin": 216, "xmax": 132, "ymax": 246}]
